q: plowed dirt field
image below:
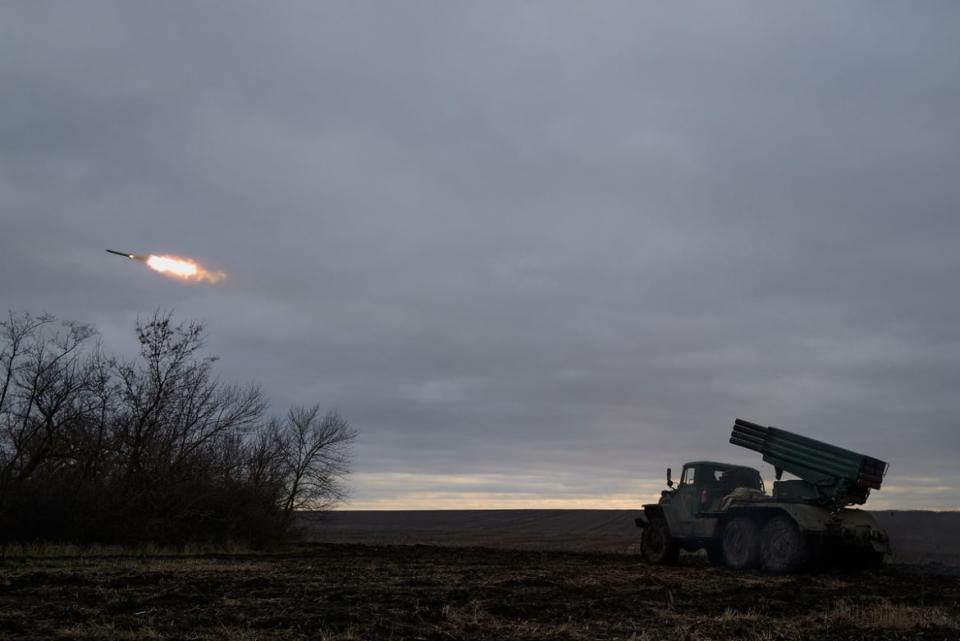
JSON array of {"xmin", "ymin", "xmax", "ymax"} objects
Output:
[{"xmin": 1, "ymin": 543, "xmax": 957, "ymax": 641}]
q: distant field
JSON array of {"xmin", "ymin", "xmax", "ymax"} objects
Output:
[{"xmin": 298, "ymin": 509, "xmax": 960, "ymax": 569}]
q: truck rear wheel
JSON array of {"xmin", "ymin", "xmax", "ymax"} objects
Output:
[
  {"xmin": 722, "ymin": 517, "xmax": 760, "ymax": 570},
  {"xmin": 760, "ymin": 515, "xmax": 808, "ymax": 573},
  {"xmin": 641, "ymin": 518, "xmax": 679, "ymax": 565}
]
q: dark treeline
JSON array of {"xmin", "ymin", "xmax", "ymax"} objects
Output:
[{"xmin": 0, "ymin": 310, "xmax": 355, "ymax": 546}]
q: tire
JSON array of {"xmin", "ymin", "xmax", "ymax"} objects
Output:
[
  {"xmin": 760, "ymin": 515, "xmax": 808, "ymax": 573},
  {"xmin": 641, "ymin": 518, "xmax": 679, "ymax": 565},
  {"xmin": 706, "ymin": 544, "xmax": 725, "ymax": 566},
  {"xmin": 722, "ymin": 517, "xmax": 761, "ymax": 570}
]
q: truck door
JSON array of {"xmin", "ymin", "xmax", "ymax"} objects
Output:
[
  {"xmin": 673, "ymin": 465, "xmax": 699, "ymax": 538},
  {"xmin": 692, "ymin": 467, "xmax": 723, "ymax": 538}
]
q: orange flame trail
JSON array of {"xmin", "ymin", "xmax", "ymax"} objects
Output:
[{"xmin": 145, "ymin": 254, "xmax": 226, "ymax": 283}]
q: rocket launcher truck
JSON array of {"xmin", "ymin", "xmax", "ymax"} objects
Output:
[{"xmin": 634, "ymin": 418, "xmax": 890, "ymax": 572}]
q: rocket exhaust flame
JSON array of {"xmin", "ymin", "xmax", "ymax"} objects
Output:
[
  {"xmin": 106, "ymin": 249, "xmax": 226, "ymax": 283},
  {"xmin": 145, "ymin": 254, "xmax": 226, "ymax": 283}
]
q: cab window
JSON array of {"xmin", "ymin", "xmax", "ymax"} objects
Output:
[
  {"xmin": 717, "ymin": 467, "xmax": 764, "ymax": 492},
  {"xmin": 697, "ymin": 468, "xmax": 722, "ymax": 487},
  {"xmin": 680, "ymin": 467, "xmax": 696, "ymax": 486}
]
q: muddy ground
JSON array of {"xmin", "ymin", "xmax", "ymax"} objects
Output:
[{"xmin": 0, "ymin": 543, "xmax": 958, "ymax": 641}]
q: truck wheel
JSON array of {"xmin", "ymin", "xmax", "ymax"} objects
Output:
[
  {"xmin": 641, "ymin": 518, "xmax": 679, "ymax": 565},
  {"xmin": 722, "ymin": 517, "xmax": 760, "ymax": 570},
  {"xmin": 760, "ymin": 515, "xmax": 808, "ymax": 573}
]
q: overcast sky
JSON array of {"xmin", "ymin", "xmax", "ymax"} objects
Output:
[{"xmin": 2, "ymin": 3, "xmax": 959, "ymax": 509}]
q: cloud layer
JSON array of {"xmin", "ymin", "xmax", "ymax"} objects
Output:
[{"xmin": 3, "ymin": 2, "xmax": 959, "ymax": 509}]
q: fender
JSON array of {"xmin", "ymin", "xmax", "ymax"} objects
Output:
[
  {"xmin": 722, "ymin": 503, "xmax": 827, "ymax": 530},
  {"xmin": 636, "ymin": 504, "xmax": 666, "ymax": 529}
]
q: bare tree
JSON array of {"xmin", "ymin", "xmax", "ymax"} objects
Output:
[
  {"xmin": 114, "ymin": 312, "xmax": 266, "ymax": 483},
  {"xmin": 0, "ymin": 312, "xmax": 97, "ymax": 503},
  {"xmin": 0, "ymin": 309, "xmax": 356, "ymax": 545},
  {"xmin": 279, "ymin": 405, "xmax": 357, "ymax": 513}
]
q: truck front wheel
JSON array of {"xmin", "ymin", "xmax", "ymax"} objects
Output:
[
  {"xmin": 641, "ymin": 518, "xmax": 679, "ymax": 565},
  {"xmin": 722, "ymin": 517, "xmax": 760, "ymax": 570}
]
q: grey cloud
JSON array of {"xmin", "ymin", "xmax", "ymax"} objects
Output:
[{"xmin": 2, "ymin": 2, "xmax": 959, "ymax": 509}]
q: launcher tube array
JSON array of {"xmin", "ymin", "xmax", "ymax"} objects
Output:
[{"xmin": 730, "ymin": 418, "xmax": 888, "ymax": 492}]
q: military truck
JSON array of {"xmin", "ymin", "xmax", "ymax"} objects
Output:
[{"xmin": 635, "ymin": 418, "xmax": 890, "ymax": 572}]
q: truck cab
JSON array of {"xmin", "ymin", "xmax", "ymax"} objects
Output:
[{"xmin": 636, "ymin": 461, "xmax": 764, "ymax": 564}]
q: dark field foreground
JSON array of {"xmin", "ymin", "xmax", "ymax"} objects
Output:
[{"xmin": 1, "ymin": 544, "xmax": 958, "ymax": 641}]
